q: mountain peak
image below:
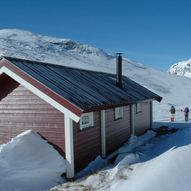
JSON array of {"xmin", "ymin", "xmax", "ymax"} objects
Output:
[
  {"xmin": 0, "ymin": 28, "xmax": 109, "ymax": 64},
  {"xmin": 168, "ymin": 59, "xmax": 191, "ymax": 77}
]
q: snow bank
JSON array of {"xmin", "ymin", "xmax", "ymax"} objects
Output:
[
  {"xmin": 76, "ymin": 131, "xmax": 156, "ymax": 191},
  {"xmin": 0, "ymin": 130, "xmax": 66, "ymax": 191},
  {"xmin": 108, "ymin": 125, "xmax": 191, "ymax": 191},
  {"xmin": 115, "ymin": 130, "xmax": 156, "ymax": 164},
  {"xmin": 112, "ymin": 144, "xmax": 191, "ymax": 191},
  {"xmin": 75, "ymin": 156, "xmax": 107, "ymax": 179},
  {"xmin": 74, "ymin": 130, "xmax": 155, "ymax": 180},
  {"xmin": 53, "ymin": 125, "xmax": 191, "ymax": 191}
]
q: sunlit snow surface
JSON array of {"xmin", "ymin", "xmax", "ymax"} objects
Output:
[
  {"xmin": 110, "ymin": 124, "xmax": 191, "ymax": 191},
  {"xmin": 51, "ymin": 124, "xmax": 191, "ymax": 191},
  {"xmin": 0, "ymin": 130, "xmax": 65, "ymax": 191}
]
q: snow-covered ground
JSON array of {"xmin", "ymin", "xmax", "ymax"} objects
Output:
[
  {"xmin": 51, "ymin": 122, "xmax": 191, "ymax": 191},
  {"xmin": 0, "ymin": 29, "xmax": 191, "ymax": 190},
  {"xmin": 109, "ymin": 123, "xmax": 191, "ymax": 191},
  {"xmin": 0, "ymin": 130, "xmax": 66, "ymax": 191}
]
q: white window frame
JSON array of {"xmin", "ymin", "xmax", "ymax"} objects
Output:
[
  {"xmin": 80, "ymin": 112, "xmax": 94, "ymax": 130},
  {"xmin": 115, "ymin": 107, "xmax": 124, "ymax": 120},
  {"xmin": 136, "ymin": 103, "xmax": 142, "ymax": 113}
]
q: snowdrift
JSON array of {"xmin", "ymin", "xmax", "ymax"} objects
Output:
[
  {"xmin": 54, "ymin": 125, "xmax": 191, "ymax": 191},
  {"xmin": 112, "ymin": 144, "xmax": 191, "ymax": 191},
  {"xmin": 0, "ymin": 130, "xmax": 66, "ymax": 191},
  {"xmin": 97, "ymin": 126, "xmax": 191, "ymax": 191}
]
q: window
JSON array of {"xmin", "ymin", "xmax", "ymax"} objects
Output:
[
  {"xmin": 136, "ymin": 103, "xmax": 142, "ymax": 113},
  {"xmin": 80, "ymin": 112, "xmax": 94, "ymax": 130},
  {"xmin": 115, "ymin": 107, "xmax": 123, "ymax": 120}
]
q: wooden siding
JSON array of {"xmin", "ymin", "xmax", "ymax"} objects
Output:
[
  {"xmin": 0, "ymin": 73, "xmax": 19, "ymax": 101},
  {"xmin": 134, "ymin": 102, "xmax": 151, "ymax": 135},
  {"xmin": 0, "ymin": 76, "xmax": 65, "ymax": 155},
  {"xmin": 73, "ymin": 111, "xmax": 101, "ymax": 172},
  {"xmin": 105, "ymin": 106, "xmax": 131, "ymax": 154}
]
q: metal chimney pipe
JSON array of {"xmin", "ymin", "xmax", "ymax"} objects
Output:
[{"xmin": 116, "ymin": 53, "xmax": 123, "ymax": 88}]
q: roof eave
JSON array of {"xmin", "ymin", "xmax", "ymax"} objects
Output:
[{"xmin": 82, "ymin": 97, "xmax": 162, "ymax": 113}]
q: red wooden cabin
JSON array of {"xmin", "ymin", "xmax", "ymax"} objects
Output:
[{"xmin": 0, "ymin": 56, "xmax": 162, "ymax": 178}]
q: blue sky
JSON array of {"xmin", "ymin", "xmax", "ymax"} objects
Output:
[{"xmin": 0, "ymin": 0, "xmax": 190, "ymax": 70}]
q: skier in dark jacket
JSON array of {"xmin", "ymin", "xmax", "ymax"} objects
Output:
[
  {"xmin": 170, "ymin": 105, "xmax": 176, "ymax": 122},
  {"xmin": 184, "ymin": 107, "xmax": 189, "ymax": 121}
]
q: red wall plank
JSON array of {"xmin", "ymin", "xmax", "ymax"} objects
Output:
[
  {"xmin": 73, "ymin": 111, "xmax": 101, "ymax": 172},
  {"xmin": 105, "ymin": 106, "xmax": 131, "ymax": 154},
  {"xmin": 0, "ymin": 75, "xmax": 65, "ymax": 156}
]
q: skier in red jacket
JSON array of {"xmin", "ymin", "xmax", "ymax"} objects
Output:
[{"xmin": 170, "ymin": 105, "xmax": 176, "ymax": 122}]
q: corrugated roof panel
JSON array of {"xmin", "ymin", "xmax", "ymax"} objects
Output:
[{"xmin": 6, "ymin": 57, "xmax": 162, "ymax": 110}]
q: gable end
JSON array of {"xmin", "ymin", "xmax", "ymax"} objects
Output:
[{"xmin": 0, "ymin": 58, "xmax": 82, "ymax": 122}]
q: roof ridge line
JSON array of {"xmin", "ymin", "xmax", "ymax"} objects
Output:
[{"xmin": 2, "ymin": 55, "xmax": 118, "ymax": 76}]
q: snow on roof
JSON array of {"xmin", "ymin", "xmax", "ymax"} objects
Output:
[{"xmin": 0, "ymin": 130, "xmax": 65, "ymax": 191}]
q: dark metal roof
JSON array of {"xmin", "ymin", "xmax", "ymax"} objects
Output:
[{"xmin": 2, "ymin": 56, "xmax": 162, "ymax": 110}]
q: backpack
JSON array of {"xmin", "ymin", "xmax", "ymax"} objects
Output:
[
  {"xmin": 170, "ymin": 106, "xmax": 175, "ymax": 114},
  {"xmin": 184, "ymin": 107, "xmax": 189, "ymax": 113}
]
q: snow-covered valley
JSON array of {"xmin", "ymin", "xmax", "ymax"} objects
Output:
[{"xmin": 0, "ymin": 29, "xmax": 191, "ymax": 191}]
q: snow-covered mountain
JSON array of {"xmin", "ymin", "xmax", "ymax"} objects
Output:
[
  {"xmin": 0, "ymin": 29, "xmax": 112, "ymax": 67},
  {"xmin": 0, "ymin": 29, "xmax": 191, "ymax": 121},
  {"xmin": 168, "ymin": 59, "xmax": 191, "ymax": 77},
  {"xmin": 0, "ymin": 29, "xmax": 146, "ymax": 79}
]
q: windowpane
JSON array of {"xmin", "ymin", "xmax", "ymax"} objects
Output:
[
  {"xmin": 80, "ymin": 112, "xmax": 94, "ymax": 129},
  {"xmin": 82, "ymin": 115, "xmax": 90, "ymax": 125},
  {"xmin": 115, "ymin": 107, "xmax": 123, "ymax": 120},
  {"xmin": 136, "ymin": 103, "xmax": 142, "ymax": 113}
]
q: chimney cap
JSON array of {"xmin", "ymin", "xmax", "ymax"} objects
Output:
[{"xmin": 116, "ymin": 53, "xmax": 123, "ymax": 56}]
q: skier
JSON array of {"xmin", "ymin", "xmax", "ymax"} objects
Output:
[
  {"xmin": 184, "ymin": 106, "xmax": 189, "ymax": 122},
  {"xmin": 170, "ymin": 105, "xmax": 176, "ymax": 122}
]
